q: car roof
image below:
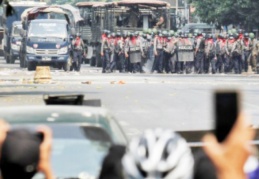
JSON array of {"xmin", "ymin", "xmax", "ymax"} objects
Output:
[
  {"xmin": 30, "ymin": 19, "xmax": 68, "ymax": 24},
  {"xmin": 0, "ymin": 105, "xmax": 110, "ymax": 123},
  {"xmin": 0, "ymin": 105, "xmax": 128, "ymax": 145}
]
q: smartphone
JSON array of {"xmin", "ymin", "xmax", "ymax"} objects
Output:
[{"xmin": 214, "ymin": 90, "xmax": 240, "ymax": 142}]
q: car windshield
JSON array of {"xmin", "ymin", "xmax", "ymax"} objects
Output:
[
  {"xmin": 15, "ymin": 125, "xmax": 113, "ymax": 179},
  {"xmin": 28, "ymin": 22, "xmax": 67, "ymax": 38}
]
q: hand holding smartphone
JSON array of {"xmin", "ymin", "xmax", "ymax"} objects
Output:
[{"xmin": 214, "ymin": 90, "xmax": 240, "ymax": 142}]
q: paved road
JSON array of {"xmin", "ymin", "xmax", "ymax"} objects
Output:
[{"xmin": 1, "ymin": 60, "xmax": 259, "ymax": 138}]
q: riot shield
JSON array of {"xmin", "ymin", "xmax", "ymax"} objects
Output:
[{"xmin": 178, "ymin": 45, "xmax": 194, "ymax": 62}]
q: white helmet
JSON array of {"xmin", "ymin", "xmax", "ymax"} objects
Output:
[{"xmin": 122, "ymin": 129, "xmax": 194, "ymax": 179}]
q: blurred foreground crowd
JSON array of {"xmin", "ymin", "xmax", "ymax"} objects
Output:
[
  {"xmin": 0, "ymin": 113, "xmax": 258, "ymax": 179},
  {"xmin": 100, "ymin": 28, "xmax": 259, "ymax": 74}
]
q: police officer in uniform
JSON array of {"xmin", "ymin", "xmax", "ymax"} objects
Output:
[
  {"xmin": 243, "ymin": 33, "xmax": 253, "ymax": 72},
  {"xmin": 195, "ymin": 32, "xmax": 205, "ymax": 74},
  {"xmin": 152, "ymin": 31, "xmax": 165, "ymax": 73},
  {"xmin": 231, "ymin": 34, "xmax": 243, "ymax": 74},
  {"xmin": 108, "ymin": 32, "xmax": 116, "ymax": 72},
  {"xmin": 205, "ymin": 34, "xmax": 216, "ymax": 74},
  {"xmin": 163, "ymin": 33, "xmax": 176, "ymax": 73},
  {"xmin": 116, "ymin": 32, "xmax": 126, "ymax": 73},
  {"xmin": 225, "ymin": 34, "xmax": 235, "ymax": 73},
  {"xmin": 101, "ymin": 30, "xmax": 111, "ymax": 73},
  {"xmin": 125, "ymin": 33, "xmax": 144, "ymax": 73},
  {"xmin": 72, "ymin": 33, "xmax": 85, "ymax": 71},
  {"xmin": 252, "ymin": 35, "xmax": 259, "ymax": 73}
]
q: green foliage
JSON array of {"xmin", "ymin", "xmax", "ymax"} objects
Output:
[{"xmin": 191, "ymin": 0, "xmax": 259, "ymax": 29}]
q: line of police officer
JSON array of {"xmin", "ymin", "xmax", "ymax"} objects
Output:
[{"xmin": 100, "ymin": 28, "xmax": 259, "ymax": 74}]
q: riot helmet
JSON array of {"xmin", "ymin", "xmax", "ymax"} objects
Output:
[
  {"xmin": 249, "ymin": 32, "xmax": 255, "ymax": 39},
  {"xmin": 238, "ymin": 29, "xmax": 243, "ymax": 34},
  {"xmin": 152, "ymin": 28, "xmax": 158, "ymax": 35},
  {"xmin": 111, "ymin": 32, "xmax": 116, "ymax": 38},
  {"xmin": 116, "ymin": 32, "xmax": 121, "ymax": 37},
  {"xmin": 162, "ymin": 30, "xmax": 168, "ymax": 37}
]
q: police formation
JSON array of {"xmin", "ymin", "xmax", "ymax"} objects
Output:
[{"xmin": 100, "ymin": 28, "xmax": 259, "ymax": 74}]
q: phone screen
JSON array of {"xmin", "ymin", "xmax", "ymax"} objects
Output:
[{"xmin": 214, "ymin": 91, "xmax": 239, "ymax": 142}]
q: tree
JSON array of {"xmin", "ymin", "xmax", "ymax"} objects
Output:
[{"xmin": 190, "ymin": 0, "xmax": 259, "ymax": 30}]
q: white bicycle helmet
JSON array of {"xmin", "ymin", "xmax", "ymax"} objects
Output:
[{"xmin": 122, "ymin": 129, "xmax": 194, "ymax": 179}]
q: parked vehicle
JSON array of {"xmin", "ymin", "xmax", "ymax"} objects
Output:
[
  {"xmin": 181, "ymin": 23, "xmax": 215, "ymax": 34},
  {"xmin": 0, "ymin": 105, "xmax": 128, "ymax": 178},
  {"xmin": 23, "ymin": 19, "xmax": 72, "ymax": 71},
  {"xmin": 10, "ymin": 21, "xmax": 22, "ymax": 64},
  {"xmin": 2, "ymin": 1, "xmax": 46, "ymax": 64}
]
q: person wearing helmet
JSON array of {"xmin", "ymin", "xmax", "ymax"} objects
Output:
[
  {"xmin": 195, "ymin": 32, "xmax": 205, "ymax": 74},
  {"xmin": 242, "ymin": 33, "xmax": 253, "ymax": 72},
  {"xmin": 163, "ymin": 34, "xmax": 177, "ymax": 73},
  {"xmin": 72, "ymin": 33, "xmax": 85, "ymax": 72},
  {"xmin": 125, "ymin": 32, "xmax": 144, "ymax": 73},
  {"xmin": 114, "ymin": 32, "xmax": 126, "ymax": 73},
  {"xmin": 143, "ymin": 32, "xmax": 155, "ymax": 73},
  {"xmin": 101, "ymin": 31, "xmax": 112, "ymax": 73},
  {"xmin": 238, "ymin": 29, "xmax": 244, "ymax": 40},
  {"xmin": 152, "ymin": 30, "xmax": 166, "ymax": 73},
  {"xmin": 152, "ymin": 28, "xmax": 158, "ymax": 35},
  {"xmin": 225, "ymin": 34, "xmax": 235, "ymax": 73},
  {"xmin": 252, "ymin": 36, "xmax": 259, "ymax": 74},
  {"xmin": 204, "ymin": 34, "xmax": 216, "ymax": 74},
  {"xmin": 108, "ymin": 32, "xmax": 117, "ymax": 73},
  {"xmin": 177, "ymin": 34, "xmax": 194, "ymax": 74},
  {"xmin": 122, "ymin": 128, "xmax": 194, "ymax": 179},
  {"xmin": 231, "ymin": 33, "xmax": 243, "ymax": 74},
  {"xmin": 215, "ymin": 34, "xmax": 227, "ymax": 73}
]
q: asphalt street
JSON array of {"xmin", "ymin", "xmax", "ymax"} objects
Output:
[{"xmin": 1, "ymin": 60, "xmax": 259, "ymax": 138}]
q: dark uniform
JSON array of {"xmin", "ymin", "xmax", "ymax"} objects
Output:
[
  {"xmin": 152, "ymin": 34, "xmax": 165, "ymax": 73},
  {"xmin": 101, "ymin": 33, "xmax": 111, "ymax": 73},
  {"xmin": 225, "ymin": 36, "xmax": 235, "ymax": 73},
  {"xmin": 231, "ymin": 38, "xmax": 243, "ymax": 74},
  {"xmin": 72, "ymin": 34, "xmax": 85, "ymax": 71},
  {"xmin": 195, "ymin": 35, "xmax": 206, "ymax": 74},
  {"xmin": 205, "ymin": 36, "xmax": 216, "ymax": 74},
  {"xmin": 242, "ymin": 35, "xmax": 252, "ymax": 72},
  {"xmin": 109, "ymin": 33, "xmax": 117, "ymax": 72},
  {"xmin": 116, "ymin": 36, "xmax": 126, "ymax": 72},
  {"xmin": 163, "ymin": 36, "xmax": 176, "ymax": 73},
  {"xmin": 215, "ymin": 36, "xmax": 227, "ymax": 73},
  {"xmin": 252, "ymin": 39, "xmax": 259, "ymax": 73},
  {"xmin": 125, "ymin": 34, "xmax": 144, "ymax": 73}
]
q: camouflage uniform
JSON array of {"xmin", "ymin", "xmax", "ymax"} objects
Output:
[
  {"xmin": 205, "ymin": 38, "xmax": 216, "ymax": 74},
  {"xmin": 225, "ymin": 38, "xmax": 236, "ymax": 73},
  {"xmin": 252, "ymin": 40, "xmax": 259, "ymax": 73},
  {"xmin": 195, "ymin": 36, "xmax": 206, "ymax": 74},
  {"xmin": 216, "ymin": 38, "xmax": 227, "ymax": 73},
  {"xmin": 243, "ymin": 38, "xmax": 253, "ymax": 72},
  {"xmin": 231, "ymin": 39, "xmax": 243, "ymax": 74}
]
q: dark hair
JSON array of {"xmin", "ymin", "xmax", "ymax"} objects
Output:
[{"xmin": 99, "ymin": 145, "xmax": 126, "ymax": 179}]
